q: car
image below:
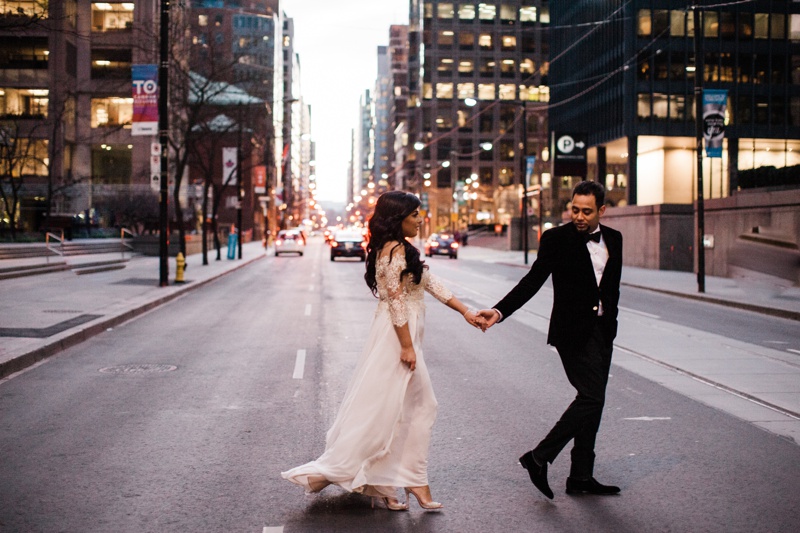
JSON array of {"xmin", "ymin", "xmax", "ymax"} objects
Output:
[
  {"xmin": 275, "ymin": 229, "xmax": 305, "ymax": 256},
  {"xmin": 330, "ymin": 230, "xmax": 367, "ymax": 261},
  {"xmin": 424, "ymin": 233, "xmax": 459, "ymax": 259}
]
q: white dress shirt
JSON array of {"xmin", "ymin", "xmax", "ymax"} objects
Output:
[{"xmin": 586, "ymin": 229, "xmax": 609, "ymax": 315}]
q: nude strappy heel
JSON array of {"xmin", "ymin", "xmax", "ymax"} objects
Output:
[{"xmin": 405, "ymin": 486, "xmax": 443, "ymax": 510}]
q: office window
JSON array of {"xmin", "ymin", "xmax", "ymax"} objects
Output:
[
  {"xmin": 670, "ymin": 10, "xmax": 687, "ymax": 36},
  {"xmin": 198, "ymin": 14, "xmax": 208, "ymax": 27},
  {"xmin": 92, "ymin": 144, "xmax": 131, "ymax": 184},
  {"xmin": 520, "ymin": 58, "xmax": 535, "ymax": 75},
  {"xmin": 438, "ymin": 30, "xmax": 455, "ymax": 48},
  {"xmin": 520, "ymin": 6, "xmax": 536, "ymax": 23},
  {"xmin": 637, "ymin": 93, "xmax": 651, "ymax": 121},
  {"xmin": 459, "ymin": 32, "xmax": 475, "ymax": 50},
  {"xmin": 500, "ymin": 4, "xmax": 516, "ymax": 23},
  {"xmin": 0, "ymin": 88, "xmax": 48, "ymax": 117},
  {"xmin": 539, "ymin": 5, "xmax": 549, "ymax": 24},
  {"xmin": 478, "ymin": 83, "xmax": 495, "ymax": 100},
  {"xmin": 457, "ymin": 109, "xmax": 473, "ymax": 131},
  {"xmin": 638, "ymin": 10, "xmax": 652, "ymax": 36},
  {"xmin": 91, "ymin": 49, "xmax": 132, "ymax": 79},
  {"xmin": 478, "ymin": 33, "xmax": 493, "ymax": 50},
  {"xmin": 652, "ymin": 93, "xmax": 668, "ymax": 121},
  {"xmin": 499, "ymin": 167, "xmax": 514, "ymax": 186},
  {"xmin": 771, "ymin": 14, "xmax": 786, "ymax": 39},
  {"xmin": 7, "ymin": 139, "xmax": 48, "ymax": 176},
  {"xmin": 459, "ymin": 4, "xmax": 476, "ymax": 20},
  {"xmin": 91, "ymin": 2, "xmax": 134, "ymax": 31},
  {"xmin": 669, "ymin": 95, "xmax": 688, "ymax": 122},
  {"xmin": 91, "ymin": 97, "xmax": 133, "ymax": 128},
  {"xmin": 424, "ymin": 2, "xmax": 433, "ymax": 20},
  {"xmin": 499, "ymin": 104, "xmax": 515, "ymax": 132},
  {"xmin": 458, "ymin": 60, "xmax": 474, "ymax": 76},
  {"xmin": 792, "ymin": 15, "xmax": 800, "ymax": 41},
  {"xmin": 480, "ymin": 112, "xmax": 493, "ymax": 133},
  {"xmin": 791, "ymin": 97, "xmax": 800, "ymax": 126},
  {"xmin": 653, "ymin": 10, "xmax": 669, "ymax": 35},
  {"xmin": 438, "ymin": 3, "xmax": 454, "ymax": 19},
  {"xmin": 792, "ymin": 55, "xmax": 800, "ymax": 84},
  {"xmin": 522, "ymin": 35, "xmax": 535, "ymax": 52},
  {"xmin": 479, "ymin": 58, "xmax": 495, "ymax": 77},
  {"xmin": 436, "ymin": 82, "xmax": 454, "ymax": 98},
  {"xmin": 436, "ymin": 110, "xmax": 453, "ymax": 130},
  {"xmin": 499, "ymin": 84, "xmax": 515, "ymax": 99},
  {"xmin": 437, "ymin": 167, "xmax": 451, "ymax": 188},
  {"xmin": 0, "ymin": 37, "xmax": 48, "ymax": 69},
  {"xmin": 703, "ymin": 11, "xmax": 718, "ymax": 37},
  {"xmin": 478, "ymin": 3, "xmax": 496, "ymax": 22},
  {"xmin": 501, "ymin": 35, "xmax": 517, "ymax": 51},
  {"xmin": 423, "ymin": 83, "xmax": 433, "ymax": 99},
  {"xmin": 438, "ymin": 58, "xmax": 454, "ymax": 77},
  {"xmin": 500, "ymin": 59, "xmax": 515, "ymax": 78},
  {"xmin": 2, "ymin": 0, "xmax": 48, "ymax": 17},
  {"xmin": 458, "ymin": 83, "xmax": 475, "ymax": 100},
  {"xmin": 479, "ymin": 167, "xmax": 493, "ymax": 185},
  {"xmin": 498, "ymin": 140, "xmax": 514, "ymax": 160}
]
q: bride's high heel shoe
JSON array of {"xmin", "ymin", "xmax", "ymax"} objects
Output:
[
  {"xmin": 306, "ymin": 475, "xmax": 331, "ymax": 493},
  {"xmin": 405, "ymin": 486, "xmax": 443, "ymax": 510},
  {"xmin": 371, "ymin": 496, "xmax": 408, "ymax": 511}
]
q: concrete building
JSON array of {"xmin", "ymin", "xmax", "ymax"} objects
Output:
[{"xmin": 407, "ymin": 0, "xmax": 551, "ymax": 237}]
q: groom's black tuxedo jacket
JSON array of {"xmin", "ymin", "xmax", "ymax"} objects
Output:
[{"xmin": 494, "ymin": 222, "xmax": 623, "ymax": 349}]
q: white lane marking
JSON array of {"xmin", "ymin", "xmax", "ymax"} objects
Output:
[
  {"xmin": 293, "ymin": 349, "xmax": 306, "ymax": 379},
  {"xmin": 305, "ymin": 304, "xmax": 312, "ymax": 316},
  {"xmin": 624, "ymin": 416, "xmax": 672, "ymax": 421},
  {"xmin": 788, "ymin": 349, "xmax": 800, "ymax": 355},
  {"xmin": 263, "ymin": 527, "xmax": 284, "ymax": 533},
  {"xmin": 619, "ymin": 305, "xmax": 660, "ymax": 319},
  {"xmin": 765, "ymin": 341, "xmax": 789, "ymax": 344}
]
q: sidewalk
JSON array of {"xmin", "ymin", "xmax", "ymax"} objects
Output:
[{"xmin": 0, "ymin": 242, "xmax": 267, "ymax": 379}]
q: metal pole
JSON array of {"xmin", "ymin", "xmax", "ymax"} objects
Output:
[
  {"xmin": 694, "ymin": 7, "xmax": 706, "ymax": 293},
  {"xmin": 237, "ymin": 105, "xmax": 243, "ymax": 259},
  {"xmin": 158, "ymin": 0, "xmax": 170, "ymax": 286},
  {"xmin": 521, "ymin": 102, "xmax": 529, "ymax": 265}
]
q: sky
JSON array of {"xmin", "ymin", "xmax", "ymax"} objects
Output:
[{"xmin": 282, "ymin": 0, "xmax": 410, "ymax": 203}]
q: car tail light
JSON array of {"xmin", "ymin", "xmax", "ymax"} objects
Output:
[
  {"xmin": 331, "ymin": 240, "xmax": 338, "ymax": 247},
  {"xmin": 276, "ymin": 239, "xmax": 283, "ymax": 245},
  {"xmin": 298, "ymin": 239, "xmax": 305, "ymax": 246},
  {"xmin": 451, "ymin": 242, "xmax": 459, "ymax": 249}
]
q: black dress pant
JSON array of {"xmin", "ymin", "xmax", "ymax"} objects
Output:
[{"xmin": 533, "ymin": 322, "xmax": 613, "ymax": 478}]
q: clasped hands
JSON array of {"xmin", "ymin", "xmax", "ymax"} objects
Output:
[{"xmin": 463, "ymin": 308, "xmax": 501, "ymax": 332}]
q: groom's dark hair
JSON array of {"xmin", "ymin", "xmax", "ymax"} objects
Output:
[{"xmin": 573, "ymin": 180, "xmax": 606, "ymax": 209}]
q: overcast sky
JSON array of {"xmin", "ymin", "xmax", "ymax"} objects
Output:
[{"xmin": 282, "ymin": 0, "xmax": 410, "ymax": 203}]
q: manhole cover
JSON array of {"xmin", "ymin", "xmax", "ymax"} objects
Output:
[{"xmin": 99, "ymin": 364, "xmax": 178, "ymax": 374}]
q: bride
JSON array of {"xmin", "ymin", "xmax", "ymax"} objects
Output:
[{"xmin": 282, "ymin": 191, "xmax": 484, "ymax": 510}]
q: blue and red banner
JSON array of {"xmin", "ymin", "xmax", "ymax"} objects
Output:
[{"xmin": 132, "ymin": 64, "xmax": 158, "ymax": 136}]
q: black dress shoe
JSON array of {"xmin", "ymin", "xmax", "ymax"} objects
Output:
[
  {"xmin": 519, "ymin": 451, "xmax": 554, "ymax": 499},
  {"xmin": 565, "ymin": 477, "xmax": 621, "ymax": 495}
]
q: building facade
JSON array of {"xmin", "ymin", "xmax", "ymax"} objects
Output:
[
  {"xmin": 549, "ymin": 1, "xmax": 800, "ymax": 208},
  {"xmin": 407, "ymin": 0, "xmax": 551, "ymax": 236}
]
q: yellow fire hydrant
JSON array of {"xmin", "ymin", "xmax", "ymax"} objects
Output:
[{"xmin": 175, "ymin": 252, "xmax": 186, "ymax": 284}]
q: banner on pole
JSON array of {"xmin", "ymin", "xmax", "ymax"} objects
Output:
[
  {"xmin": 525, "ymin": 156, "xmax": 536, "ymax": 189},
  {"xmin": 702, "ymin": 89, "xmax": 727, "ymax": 158},
  {"xmin": 253, "ymin": 165, "xmax": 267, "ymax": 194},
  {"xmin": 223, "ymin": 147, "xmax": 238, "ymax": 186},
  {"xmin": 132, "ymin": 65, "xmax": 158, "ymax": 136}
]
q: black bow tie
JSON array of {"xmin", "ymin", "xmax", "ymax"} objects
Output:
[{"xmin": 583, "ymin": 231, "xmax": 601, "ymax": 244}]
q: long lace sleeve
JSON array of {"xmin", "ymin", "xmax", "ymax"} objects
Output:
[
  {"xmin": 377, "ymin": 252, "xmax": 410, "ymax": 327},
  {"xmin": 424, "ymin": 272, "xmax": 453, "ymax": 304}
]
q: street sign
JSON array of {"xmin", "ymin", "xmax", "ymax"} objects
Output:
[
  {"xmin": 552, "ymin": 132, "xmax": 587, "ymax": 177},
  {"xmin": 150, "ymin": 142, "xmax": 160, "ymax": 191}
]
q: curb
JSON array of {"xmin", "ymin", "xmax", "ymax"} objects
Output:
[
  {"xmin": 496, "ymin": 261, "xmax": 800, "ymax": 323},
  {"xmin": 0, "ymin": 254, "xmax": 265, "ymax": 380}
]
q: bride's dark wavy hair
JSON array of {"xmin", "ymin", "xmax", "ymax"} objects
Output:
[{"xmin": 364, "ymin": 191, "xmax": 427, "ymax": 296}]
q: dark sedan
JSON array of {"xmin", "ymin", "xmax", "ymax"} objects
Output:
[
  {"xmin": 330, "ymin": 230, "xmax": 367, "ymax": 261},
  {"xmin": 424, "ymin": 233, "xmax": 459, "ymax": 259}
]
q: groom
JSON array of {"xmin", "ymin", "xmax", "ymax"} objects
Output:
[{"xmin": 479, "ymin": 180, "xmax": 623, "ymax": 499}]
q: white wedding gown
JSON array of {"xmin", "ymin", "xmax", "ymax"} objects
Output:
[{"xmin": 282, "ymin": 245, "xmax": 453, "ymax": 497}]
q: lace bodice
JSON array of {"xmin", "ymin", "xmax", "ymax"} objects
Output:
[{"xmin": 376, "ymin": 245, "xmax": 453, "ymax": 327}]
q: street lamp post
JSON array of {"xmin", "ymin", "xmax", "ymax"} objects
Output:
[{"xmin": 519, "ymin": 101, "xmax": 530, "ymax": 265}]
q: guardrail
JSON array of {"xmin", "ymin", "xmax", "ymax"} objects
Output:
[
  {"xmin": 120, "ymin": 228, "xmax": 135, "ymax": 259},
  {"xmin": 45, "ymin": 231, "xmax": 64, "ymax": 264}
]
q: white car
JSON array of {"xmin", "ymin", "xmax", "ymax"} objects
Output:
[{"xmin": 275, "ymin": 230, "xmax": 306, "ymax": 256}]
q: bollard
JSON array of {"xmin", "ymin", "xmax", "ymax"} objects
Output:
[{"xmin": 175, "ymin": 252, "xmax": 186, "ymax": 283}]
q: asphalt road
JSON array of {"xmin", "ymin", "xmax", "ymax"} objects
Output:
[{"xmin": 1, "ymin": 239, "xmax": 798, "ymax": 532}]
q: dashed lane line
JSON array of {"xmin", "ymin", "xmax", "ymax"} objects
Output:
[{"xmin": 293, "ymin": 349, "xmax": 306, "ymax": 379}]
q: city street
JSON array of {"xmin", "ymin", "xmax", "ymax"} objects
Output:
[{"xmin": 1, "ymin": 238, "xmax": 799, "ymax": 532}]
